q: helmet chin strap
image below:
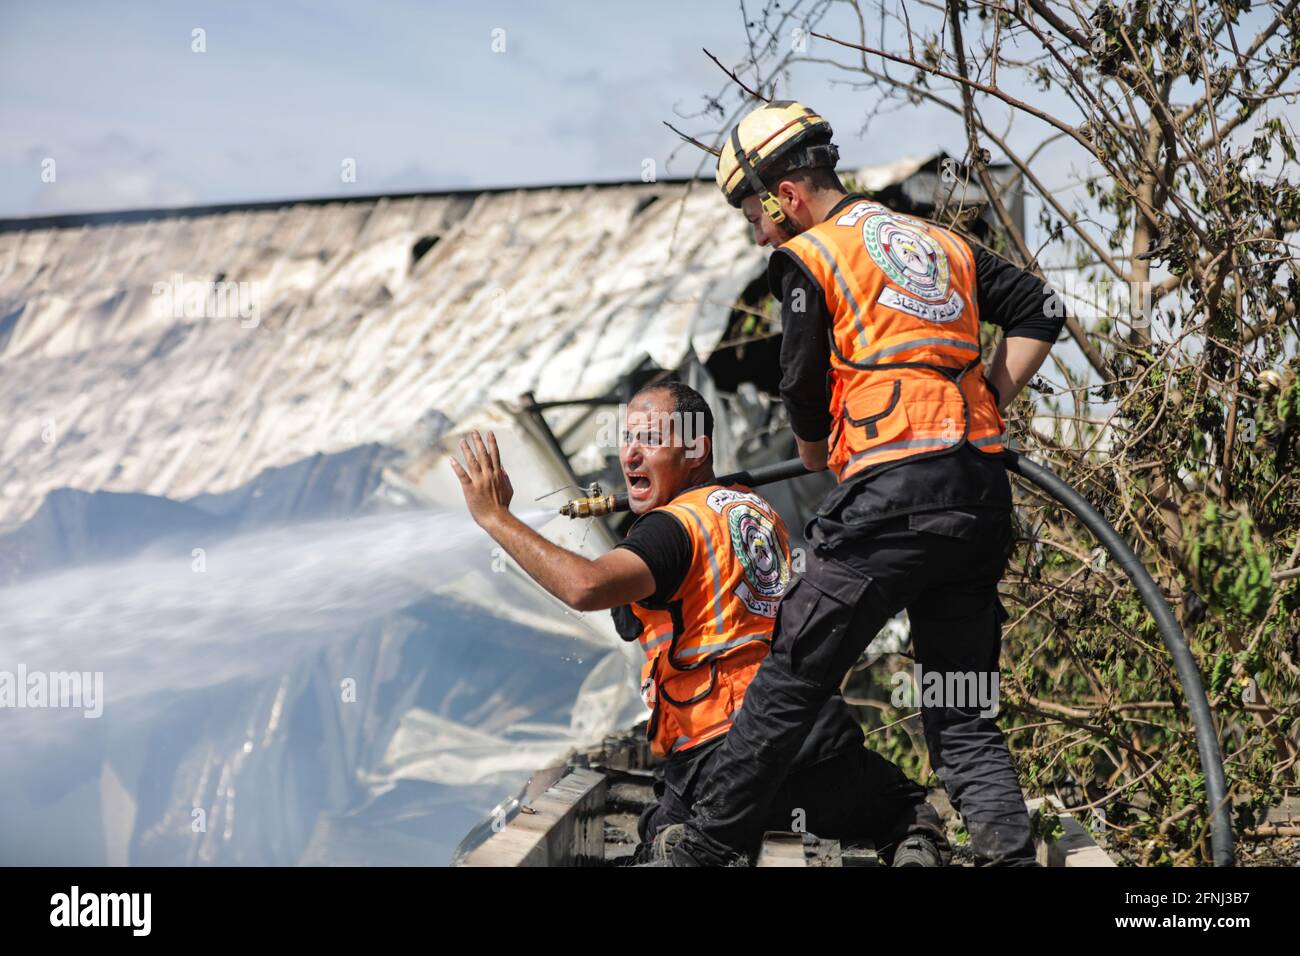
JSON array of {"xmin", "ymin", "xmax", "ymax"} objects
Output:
[
  {"xmin": 764, "ymin": 195, "xmax": 801, "ymax": 240},
  {"xmin": 732, "ymin": 126, "xmax": 802, "ymax": 242}
]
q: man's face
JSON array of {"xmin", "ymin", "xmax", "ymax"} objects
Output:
[
  {"xmin": 740, "ymin": 179, "xmax": 816, "ymax": 248},
  {"xmin": 741, "ymin": 194, "xmax": 790, "ymax": 248},
  {"xmin": 619, "ymin": 391, "xmax": 709, "ymax": 514}
]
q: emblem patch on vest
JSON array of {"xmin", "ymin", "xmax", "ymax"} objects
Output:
[
  {"xmin": 727, "ymin": 504, "xmax": 790, "ymax": 616},
  {"xmin": 705, "ymin": 488, "xmax": 767, "ymax": 512},
  {"xmin": 862, "ymin": 212, "xmax": 964, "ymax": 323},
  {"xmin": 878, "ymin": 286, "xmax": 965, "ymax": 323}
]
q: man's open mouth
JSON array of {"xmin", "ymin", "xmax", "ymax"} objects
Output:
[{"xmin": 627, "ymin": 472, "xmax": 652, "ymax": 498}]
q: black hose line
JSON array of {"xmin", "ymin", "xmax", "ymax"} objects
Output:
[
  {"xmin": 715, "ymin": 456, "xmax": 816, "ymax": 491},
  {"xmin": 595, "ymin": 450, "xmax": 1235, "ymax": 864},
  {"xmin": 601, "ymin": 458, "xmax": 813, "ymax": 515}
]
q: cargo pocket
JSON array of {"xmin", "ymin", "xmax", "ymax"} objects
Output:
[
  {"xmin": 775, "ymin": 562, "xmax": 870, "ymax": 687},
  {"xmin": 907, "ymin": 508, "xmax": 982, "ymax": 540},
  {"xmin": 910, "ymin": 508, "xmax": 1013, "ymax": 577},
  {"xmin": 843, "ymin": 379, "xmax": 908, "ymax": 445},
  {"xmin": 662, "ymin": 739, "xmax": 717, "ymax": 803},
  {"xmin": 660, "ymin": 661, "xmax": 718, "ymax": 708}
]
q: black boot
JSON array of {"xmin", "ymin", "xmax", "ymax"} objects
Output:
[
  {"xmin": 662, "ymin": 825, "xmax": 752, "ymax": 867},
  {"xmin": 891, "ymin": 834, "xmax": 945, "ymax": 867}
]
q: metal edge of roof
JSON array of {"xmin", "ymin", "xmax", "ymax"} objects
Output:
[{"xmin": 0, "ymin": 175, "xmax": 714, "ymax": 234}]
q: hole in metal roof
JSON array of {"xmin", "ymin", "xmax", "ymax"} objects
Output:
[
  {"xmin": 410, "ymin": 234, "xmax": 440, "ymax": 268},
  {"xmin": 631, "ymin": 195, "xmax": 660, "ymax": 218}
]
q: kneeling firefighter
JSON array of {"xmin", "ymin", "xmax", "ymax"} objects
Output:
[
  {"xmin": 667, "ymin": 102, "xmax": 1069, "ymax": 867},
  {"xmin": 451, "ymin": 381, "xmax": 948, "ymax": 865}
]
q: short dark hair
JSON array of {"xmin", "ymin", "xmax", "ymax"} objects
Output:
[
  {"xmin": 630, "ymin": 380, "xmax": 714, "ymax": 448},
  {"xmin": 780, "ymin": 165, "xmax": 844, "ymax": 193}
]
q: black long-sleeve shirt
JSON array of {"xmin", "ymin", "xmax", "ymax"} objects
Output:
[{"xmin": 772, "ymin": 194, "xmax": 1068, "ymax": 525}]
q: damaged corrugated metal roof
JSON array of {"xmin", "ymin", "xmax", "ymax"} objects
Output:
[{"xmin": 0, "ymin": 179, "xmax": 767, "ymax": 528}]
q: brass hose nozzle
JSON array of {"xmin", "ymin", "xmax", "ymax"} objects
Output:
[
  {"xmin": 559, "ymin": 482, "xmax": 622, "ymax": 519},
  {"xmin": 559, "ymin": 495, "xmax": 619, "ymax": 518}
]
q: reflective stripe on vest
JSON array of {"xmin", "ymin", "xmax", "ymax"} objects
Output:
[
  {"xmin": 641, "ymin": 624, "xmax": 673, "ymax": 657},
  {"xmin": 781, "ymin": 199, "xmax": 1007, "ymax": 481},
  {"xmin": 673, "ymin": 631, "xmax": 774, "ymax": 662},
  {"xmin": 630, "ymin": 484, "xmax": 791, "ymax": 758}
]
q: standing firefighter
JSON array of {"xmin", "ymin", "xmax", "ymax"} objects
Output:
[
  {"xmin": 450, "ymin": 383, "xmax": 948, "ymax": 865},
  {"xmin": 667, "ymin": 102, "xmax": 1068, "ymax": 867}
]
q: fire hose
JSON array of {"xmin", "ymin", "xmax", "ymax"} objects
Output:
[{"xmin": 559, "ymin": 449, "xmax": 1235, "ymax": 866}]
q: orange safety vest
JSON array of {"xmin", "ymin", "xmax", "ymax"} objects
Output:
[
  {"xmin": 625, "ymin": 483, "xmax": 792, "ymax": 758},
  {"xmin": 780, "ymin": 199, "xmax": 1008, "ymax": 481}
]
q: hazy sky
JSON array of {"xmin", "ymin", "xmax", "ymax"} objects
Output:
[
  {"xmin": 2, "ymin": 1, "xmax": 1287, "ymax": 225},
  {"xmin": 0, "ymin": 0, "xmax": 990, "ymax": 217}
]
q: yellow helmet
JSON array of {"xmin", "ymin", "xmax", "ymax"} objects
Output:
[{"xmin": 715, "ymin": 101, "xmax": 839, "ymax": 224}]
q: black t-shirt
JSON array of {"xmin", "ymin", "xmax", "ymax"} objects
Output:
[
  {"xmin": 771, "ymin": 193, "xmax": 1065, "ymax": 525},
  {"xmin": 614, "ymin": 511, "xmax": 692, "ymax": 605},
  {"xmin": 609, "ymin": 484, "xmax": 866, "ymax": 767}
]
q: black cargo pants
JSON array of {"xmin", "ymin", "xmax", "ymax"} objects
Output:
[
  {"xmin": 639, "ymin": 735, "xmax": 948, "ymax": 863},
  {"xmin": 680, "ymin": 506, "xmax": 1038, "ymax": 866}
]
